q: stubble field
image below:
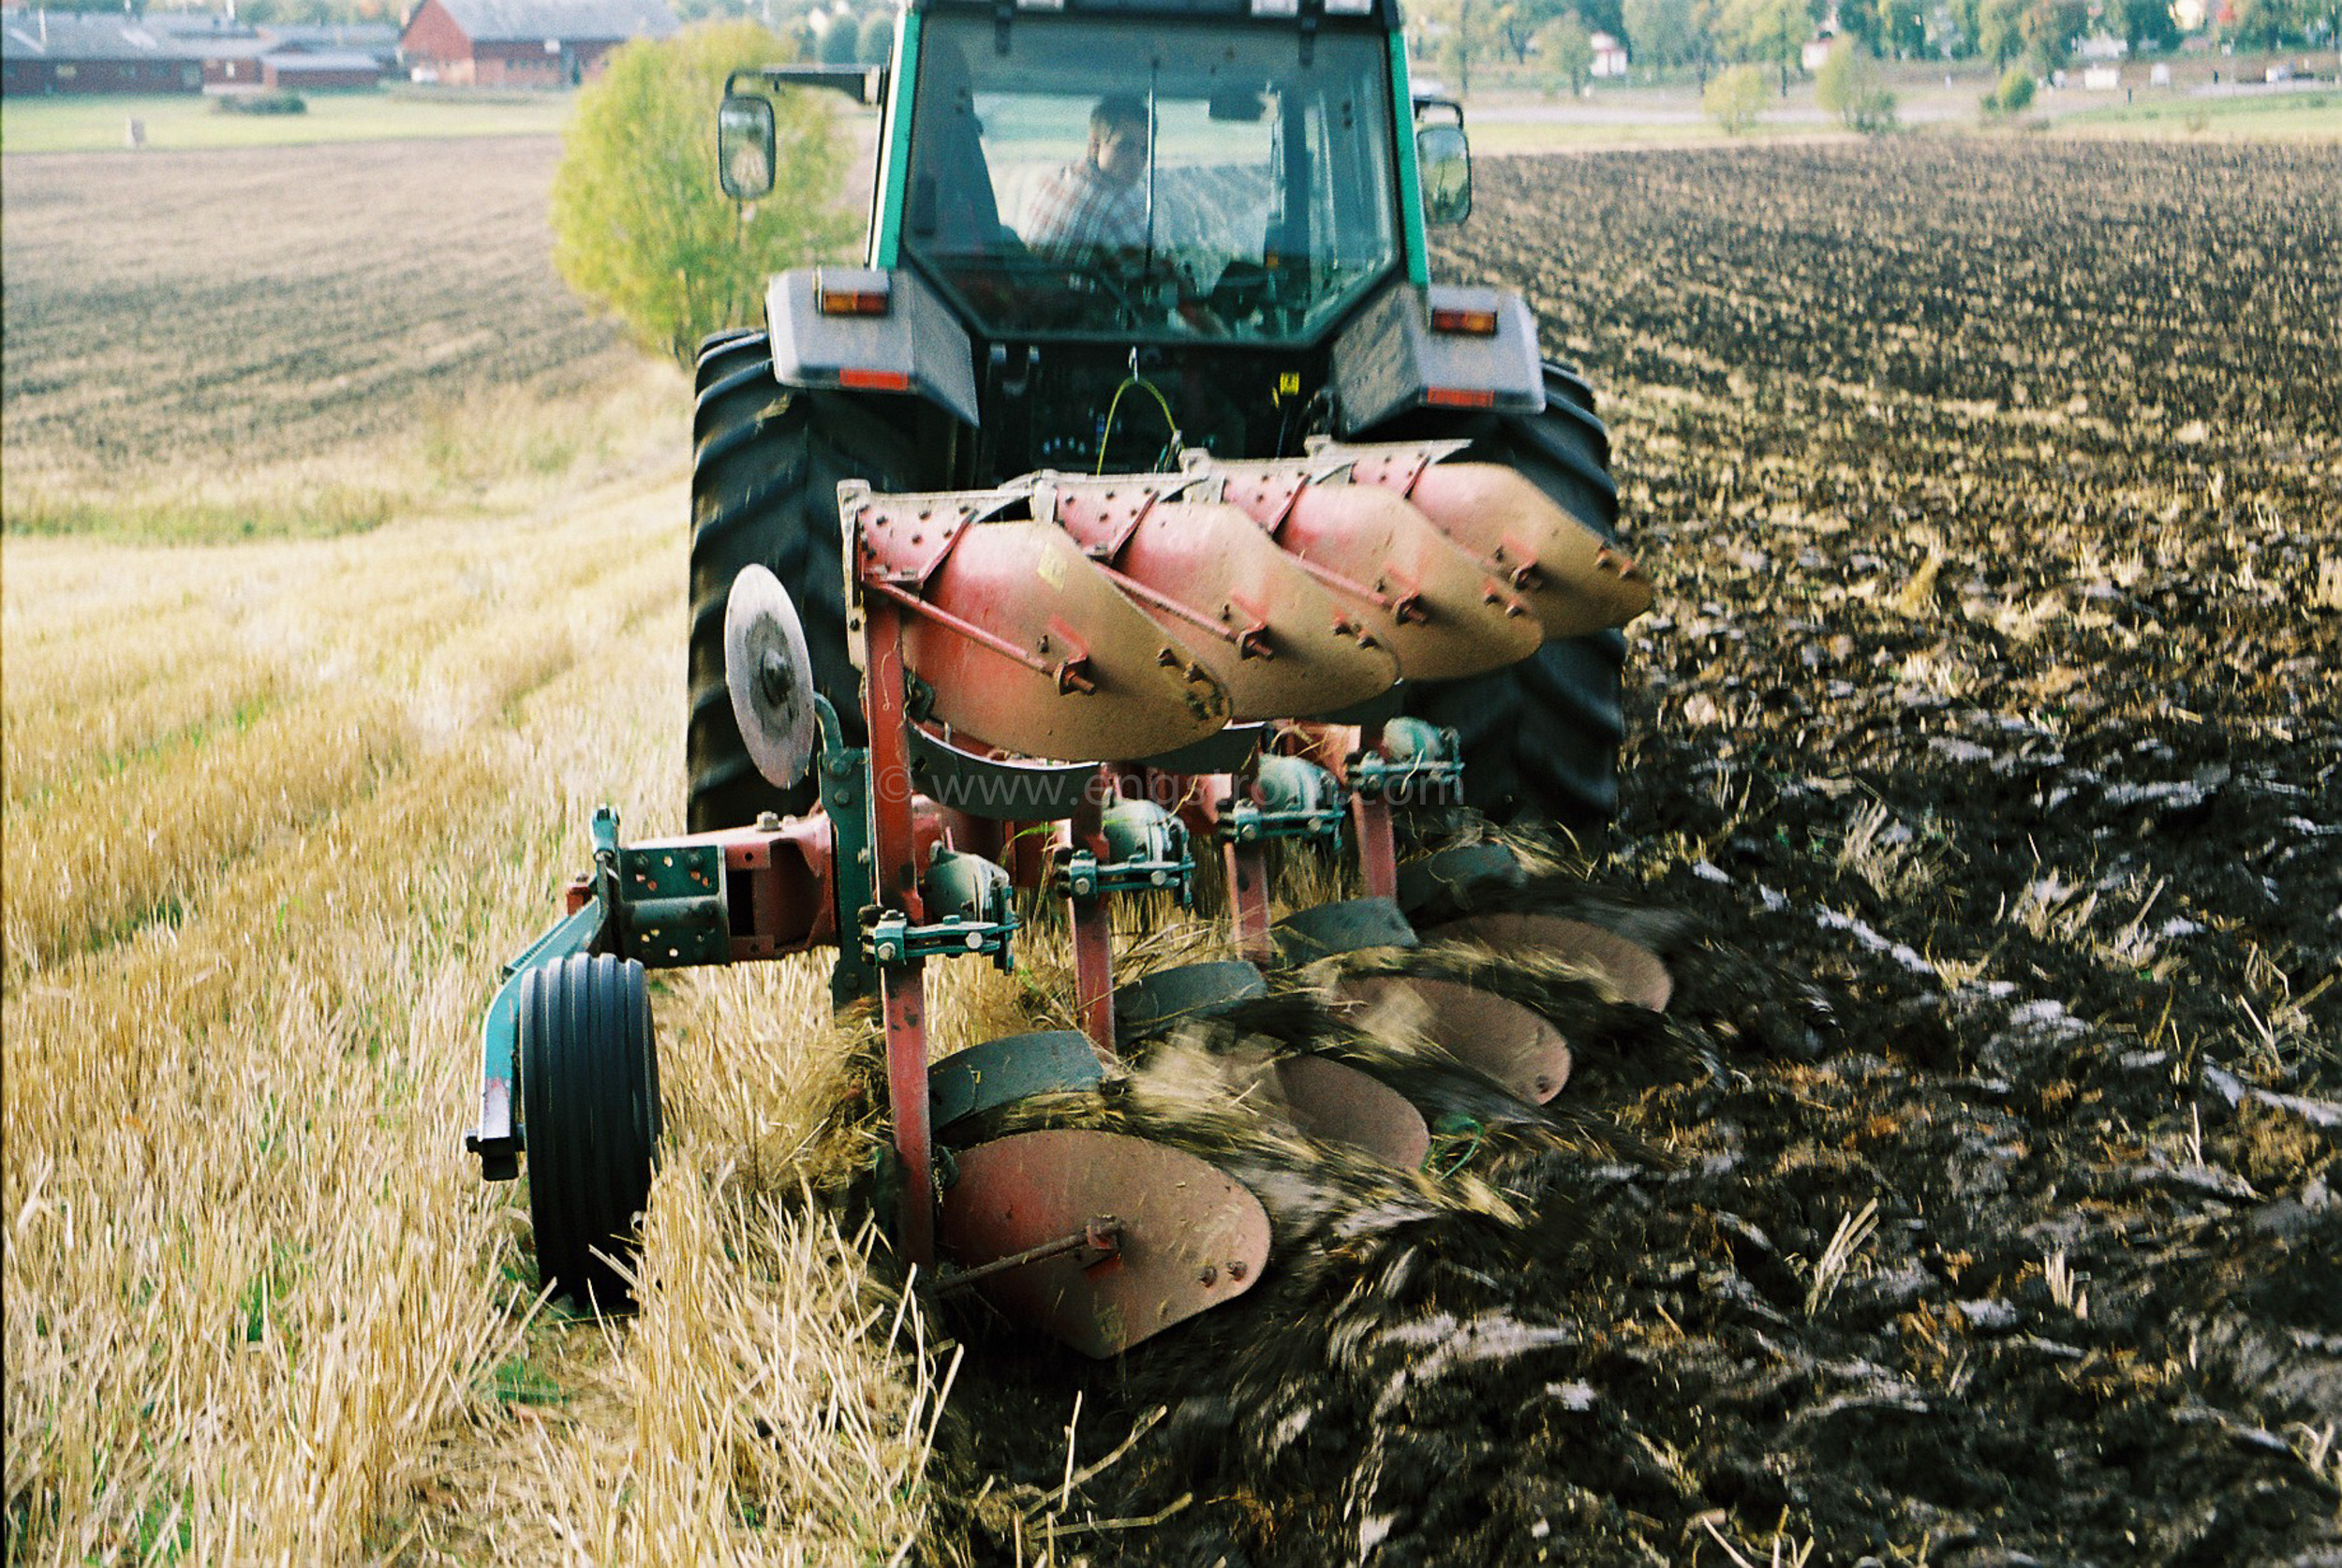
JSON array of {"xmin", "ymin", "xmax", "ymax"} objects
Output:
[
  {"xmin": 0, "ymin": 139, "xmax": 650, "ymax": 540},
  {"xmin": 4, "ymin": 135, "xmax": 2337, "ymax": 1565}
]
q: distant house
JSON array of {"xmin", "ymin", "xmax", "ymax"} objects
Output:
[
  {"xmin": 155, "ymin": 21, "xmax": 275, "ymax": 89},
  {"xmin": 263, "ymin": 47, "xmax": 382, "ymax": 88},
  {"xmin": 399, "ymin": 0, "xmax": 677, "ymax": 87},
  {"xmin": 1801, "ymin": 29, "xmax": 1836, "ymax": 71},
  {"xmin": 259, "ymin": 21, "xmax": 401, "ymax": 68},
  {"xmin": 199, "ymin": 37, "xmax": 272, "ymax": 87},
  {"xmin": 140, "ymin": 15, "xmax": 386, "ymax": 91},
  {"xmin": 1588, "ymin": 31, "xmax": 1629, "ymax": 78},
  {"xmin": 1, "ymin": 10, "xmax": 204, "ymax": 95}
]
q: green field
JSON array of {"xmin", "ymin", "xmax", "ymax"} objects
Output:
[
  {"xmin": 1445, "ymin": 79, "xmax": 2341, "ymax": 155},
  {"xmin": 0, "ymin": 87, "xmax": 574, "ymax": 154},
  {"xmin": 2054, "ymin": 85, "xmax": 2342, "ymax": 139}
]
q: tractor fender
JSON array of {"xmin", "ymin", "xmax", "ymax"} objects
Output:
[
  {"xmin": 1329, "ymin": 281, "xmax": 1544, "ymax": 435},
  {"xmin": 764, "ymin": 265, "xmax": 980, "ymax": 428}
]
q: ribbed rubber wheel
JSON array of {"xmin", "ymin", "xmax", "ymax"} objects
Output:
[
  {"xmin": 686, "ymin": 330, "xmax": 931, "ymax": 832},
  {"xmin": 520, "ymin": 953, "xmax": 660, "ymax": 1314},
  {"xmin": 1378, "ymin": 360, "xmax": 1627, "ymax": 832}
]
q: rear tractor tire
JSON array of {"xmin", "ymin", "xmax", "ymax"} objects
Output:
[
  {"xmin": 687, "ymin": 331, "xmax": 934, "ymax": 832},
  {"xmin": 520, "ymin": 952, "xmax": 660, "ymax": 1313},
  {"xmin": 1383, "ymin": 360, "xmax": 1629, "ymax": 833}
]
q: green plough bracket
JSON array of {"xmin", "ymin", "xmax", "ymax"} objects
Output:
[
  {"xmin": 615, "ymin": 842, "xmax": 729, "ymax": 968},
  {"xmin": 466, "ymin": 891, "xmax": 608, "ymax": 1180}
]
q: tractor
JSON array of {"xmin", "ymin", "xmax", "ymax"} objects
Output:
[
  {"xmin": 465, "ymin": 0, "xmax": 1664, "ymax": 1357},
  {"xmin": 695, "ymin": 0, "xmax": 1627, "ymax": 835}
]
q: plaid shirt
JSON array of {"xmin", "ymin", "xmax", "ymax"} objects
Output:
[{"xmin": 1023, "ymin": 158, "xmax": 1147, "ymax": 255}]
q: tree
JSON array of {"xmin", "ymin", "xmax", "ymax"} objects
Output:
[
  {"xmin": 1723, "ymin": 0, "xmax": 1815, "ymax": 92},
  {"xmin": 854, "ymin": 9, "xmax": 893, "ymax": 62},
  {"xmin": 1623, "ymin": 0, "xmax": 1702, "ymax": 67},
  {"xmin": 2019, "ymin": 0, "xmax": 2090, "ymax": 65},
  {"xmin": 1815, "ymin": 37, "xmax": 1898, "ymax": 127},
  {"xmin": 1494, "ymin": 0, "xmax": 1570, "ymax": 63},
  {"xmin": 550, "ymin": 22, "xmax": 858, "ymax": 368},
  {"xmin": 1877, "ymin": 0, "xmax": 1931, "ymax": 56},
  {"xmin": 1430, "ymin": 0, "xmax": 1505, "ymax": 92},
  {"xmin": 2231, "ymin": 0, "xmax": 2305, "ymax": 43},
  {"xmin": 1704, "ymin": 59, "xmax": 1770, "ymax": 126},
  {"xmin": 2118, "ymin": 0, "xmax": 2180, "ymax": 49},
  {"xmin": 814, "ymin": 7, "xmax": 860, "ymax": 64},
  {"xmin": 1976, "ymin": 0, "xmax": 2028, "ymax": 60},
  {"xmin": 1538, "ymin": 13, "xmax": 1599, "ymax": 89},
  {"xmin": 1834, "ymin": 0, "xmax": 1884, "ymax": 52},
  {"xmin": 1836, "ymin": 0, "xmax": 1930, "ymax": 54}
]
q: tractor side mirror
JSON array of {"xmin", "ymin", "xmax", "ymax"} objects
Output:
[
  {"xmin": 719, "ymin": 94, "xmax": 777, "ymax": 201},
  {"xmin": 1416, "ymin": 123, "xmax": 1471, "ymax": 225}
]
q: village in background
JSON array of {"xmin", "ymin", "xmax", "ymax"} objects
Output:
[{"xmin": 1, "ymin": 0, "xmax": 2335, "ymax": 145}]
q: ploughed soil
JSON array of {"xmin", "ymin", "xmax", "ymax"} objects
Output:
[{"xmin": 928, "ymin": 141, "xmax": 2341, "ymax": 1567}]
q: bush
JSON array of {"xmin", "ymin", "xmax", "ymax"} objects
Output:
[
  {"xmin": 549, "ymin": 22, "xmax": 856, "ymax": 368},
  {"xmin": 214, "ymin": 90, "xmax": 307, "ymax": 115},
  {"xmin": 1815, "ymin": 40, "xmax": 1898, "ymax": 133},
  {"xmin": 1983, "ymin": 66, "xmax": 2038, "ymax": 114},
  {"xmin": 1704, "ymin": 64, "xmax": 1770, "ymax": 134}
]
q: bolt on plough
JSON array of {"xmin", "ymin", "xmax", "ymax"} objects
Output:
[{"xmin": 466, "ymin": 439, "xmax": 1672, "ymax": 1355}]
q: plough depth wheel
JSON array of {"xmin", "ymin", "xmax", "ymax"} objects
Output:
[{"xmin": 520, "ymin": 953, "xmax": 662, "ymax": 1312}]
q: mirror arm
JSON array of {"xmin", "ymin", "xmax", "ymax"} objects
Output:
[
  {"xmin": 727, "ymin": 64, "xmax": 890, "ymax": 107},
  {"xmin": 1411, "ymin": 94, "xmax": 1466, "ymax": 129}
]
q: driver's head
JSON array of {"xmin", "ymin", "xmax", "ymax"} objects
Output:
[{"xmin": 1088, "ymin": 95, "xmax": 1149, "ymax": 185}]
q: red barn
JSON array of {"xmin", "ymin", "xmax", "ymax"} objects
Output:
[
  {"xmin": 196, "ymin": 37, "xmax": 274, "ymax": 89},
  {"xmin": 398, "ymin": 0, "xmax": 676, "ymax": 87}
]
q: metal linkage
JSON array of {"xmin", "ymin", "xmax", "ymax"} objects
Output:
[
  {"xmin": 1054, "ymin": 799, "xmax": 1195, "ymax": 906},
  {"xmin": 1221, "ymin": 754, "xmax": 1348, "ymax": 848},
  {"xmin": 933, "ymin": 1216, "xmax": 1122, "ymax": 1297},
  {"xmin": 865, "ymin": 848, "xmax": 1019, "ymax": 970},
  {"xmin": 1347, "ymin": 716, "xmax": 1465, "ymax": 806},
  {"xmin": 864, "ymin": 909, "xmax": 1018, "ymax": 968}
]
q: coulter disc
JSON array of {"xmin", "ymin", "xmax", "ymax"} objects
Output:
[{"xmin": 723, "ymin": 564, "xmax": 819, "ymax": 790}]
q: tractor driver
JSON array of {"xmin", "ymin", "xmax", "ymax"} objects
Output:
[{"xmin": 1023, "ymin": 95, "xmax": 1151, "ymax": 258}]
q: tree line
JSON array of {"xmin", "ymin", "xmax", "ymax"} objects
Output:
[
  {"xmin": 80, "ymin": 0, "xmax": 2332, "ymax": 69},
  {"xmin": 1412, "ymin": 0, "xmax": 2333, "ymax": 94}
]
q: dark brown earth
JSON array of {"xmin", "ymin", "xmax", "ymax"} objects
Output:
[{"xmin": 926, "ymin": 141, "xmax": 2341, "ymax": 1567}]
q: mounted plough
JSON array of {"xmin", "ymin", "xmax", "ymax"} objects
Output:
[{"xmin": 467, "ymin": 440, "xmax": 1667, "ymax": 1354}]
